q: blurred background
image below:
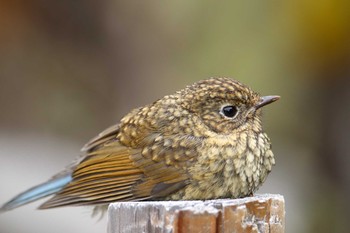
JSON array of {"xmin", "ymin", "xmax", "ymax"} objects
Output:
[{"xmin": 0, "ymin": 1, "xmax": 349, "ymax": 233}]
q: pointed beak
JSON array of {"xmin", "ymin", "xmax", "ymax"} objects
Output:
[{"xmin": 255, "ymin": 95, "xmax": 280, "ymax": 109}]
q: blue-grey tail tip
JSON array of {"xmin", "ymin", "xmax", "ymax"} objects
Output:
[
  {"xmin": 0, "ymin": 175, "xmax": 72, "ymax": 213},
  {"xmin": 0, "ymin": 201, "xmax": 20, "ymax": 213}
]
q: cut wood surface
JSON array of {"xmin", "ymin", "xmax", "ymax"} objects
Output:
[{"xmin": 108, "ymin": 194, "xmax": 285, "ymax": 233}]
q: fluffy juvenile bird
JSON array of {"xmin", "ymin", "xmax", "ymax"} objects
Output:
[{"xmin": 1, "ymin": 77, "xmax": 279, "ymax": 213}]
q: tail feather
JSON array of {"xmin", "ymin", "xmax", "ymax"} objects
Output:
[{"xmin": 0, "ymin": 175, "xmax": 72, "ymax": 212}]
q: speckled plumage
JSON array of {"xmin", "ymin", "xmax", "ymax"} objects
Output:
[{"xmin": 1, "ymin": 77, "xmax": 279, "ymax": 213}]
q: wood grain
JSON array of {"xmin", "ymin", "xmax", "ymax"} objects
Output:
[{"xmin": 108, "ymin": 194, "xmax": 285, "ymax": 233}]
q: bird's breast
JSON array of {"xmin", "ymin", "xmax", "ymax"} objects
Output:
[{"xmin": 169, "ymin": 131, "xmax": 275, "ymax": 200}]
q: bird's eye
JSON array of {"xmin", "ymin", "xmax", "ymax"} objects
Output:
[{"xmin": 221, "ymin": 105, "xmax": 238, "ymax": 118}]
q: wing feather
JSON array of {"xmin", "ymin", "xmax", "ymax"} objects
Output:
[
  {"xmin": 40, "ymin": 118, "xmax": 197, "ymax": 209},
  {"xmin": 40, "ymin": 143, "xmax": 144, "ymax": 208}
]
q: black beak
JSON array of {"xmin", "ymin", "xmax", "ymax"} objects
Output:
[{"xmin": 255, "ymin": 95, "xmax": 280, "ymax": 109}]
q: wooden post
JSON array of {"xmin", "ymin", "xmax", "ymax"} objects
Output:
[{"xmin": 108, "ymin": 194, "xmax": 285, "ymax": 233}]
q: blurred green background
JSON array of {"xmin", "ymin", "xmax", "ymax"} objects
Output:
[{"xmin": 1, "ymin": 1, "xmax": 349, "ymax": 233}]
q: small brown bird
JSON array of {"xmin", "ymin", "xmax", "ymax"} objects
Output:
[{"xmin": 1, "ymin": 77, "xmax": 279, "ymax": 213}]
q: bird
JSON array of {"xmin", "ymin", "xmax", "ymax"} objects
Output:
[{"xmin": 0, "ymin": 77, "xmax": 279, "ymax": 214}]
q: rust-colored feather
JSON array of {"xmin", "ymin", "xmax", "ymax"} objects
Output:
[
  {"xmin": 40, "ymin": 124, "xmax": 191, "ymax": 209},
  {"xmin": 39, "ymin": 143, "xmax": 144, "ymax": 208},
  {"xmin": 81, "ymin": 123, "xmax": 121, "ymax": 152}
]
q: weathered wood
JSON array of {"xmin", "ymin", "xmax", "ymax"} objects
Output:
[{"xmin": 108, "ymin": 194, "xmax": 285, "ymax": 233}]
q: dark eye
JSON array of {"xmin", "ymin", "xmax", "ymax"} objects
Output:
[{"xmin": 221, "ymin": 105, "xmax": 238, "ymax": 118}]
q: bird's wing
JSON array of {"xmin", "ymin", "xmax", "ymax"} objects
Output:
[
  {"xmin": 39, "ymin": 143, "xmax": 144, "ymax": 208},
  {"xmin": 39, "ymin": 126, "xmax": 194, "ymax": 209}
]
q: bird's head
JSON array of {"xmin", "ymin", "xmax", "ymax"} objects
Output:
[{"xmin": 179, "ymin": 77, "xmax": 279, "ymax": 135}]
